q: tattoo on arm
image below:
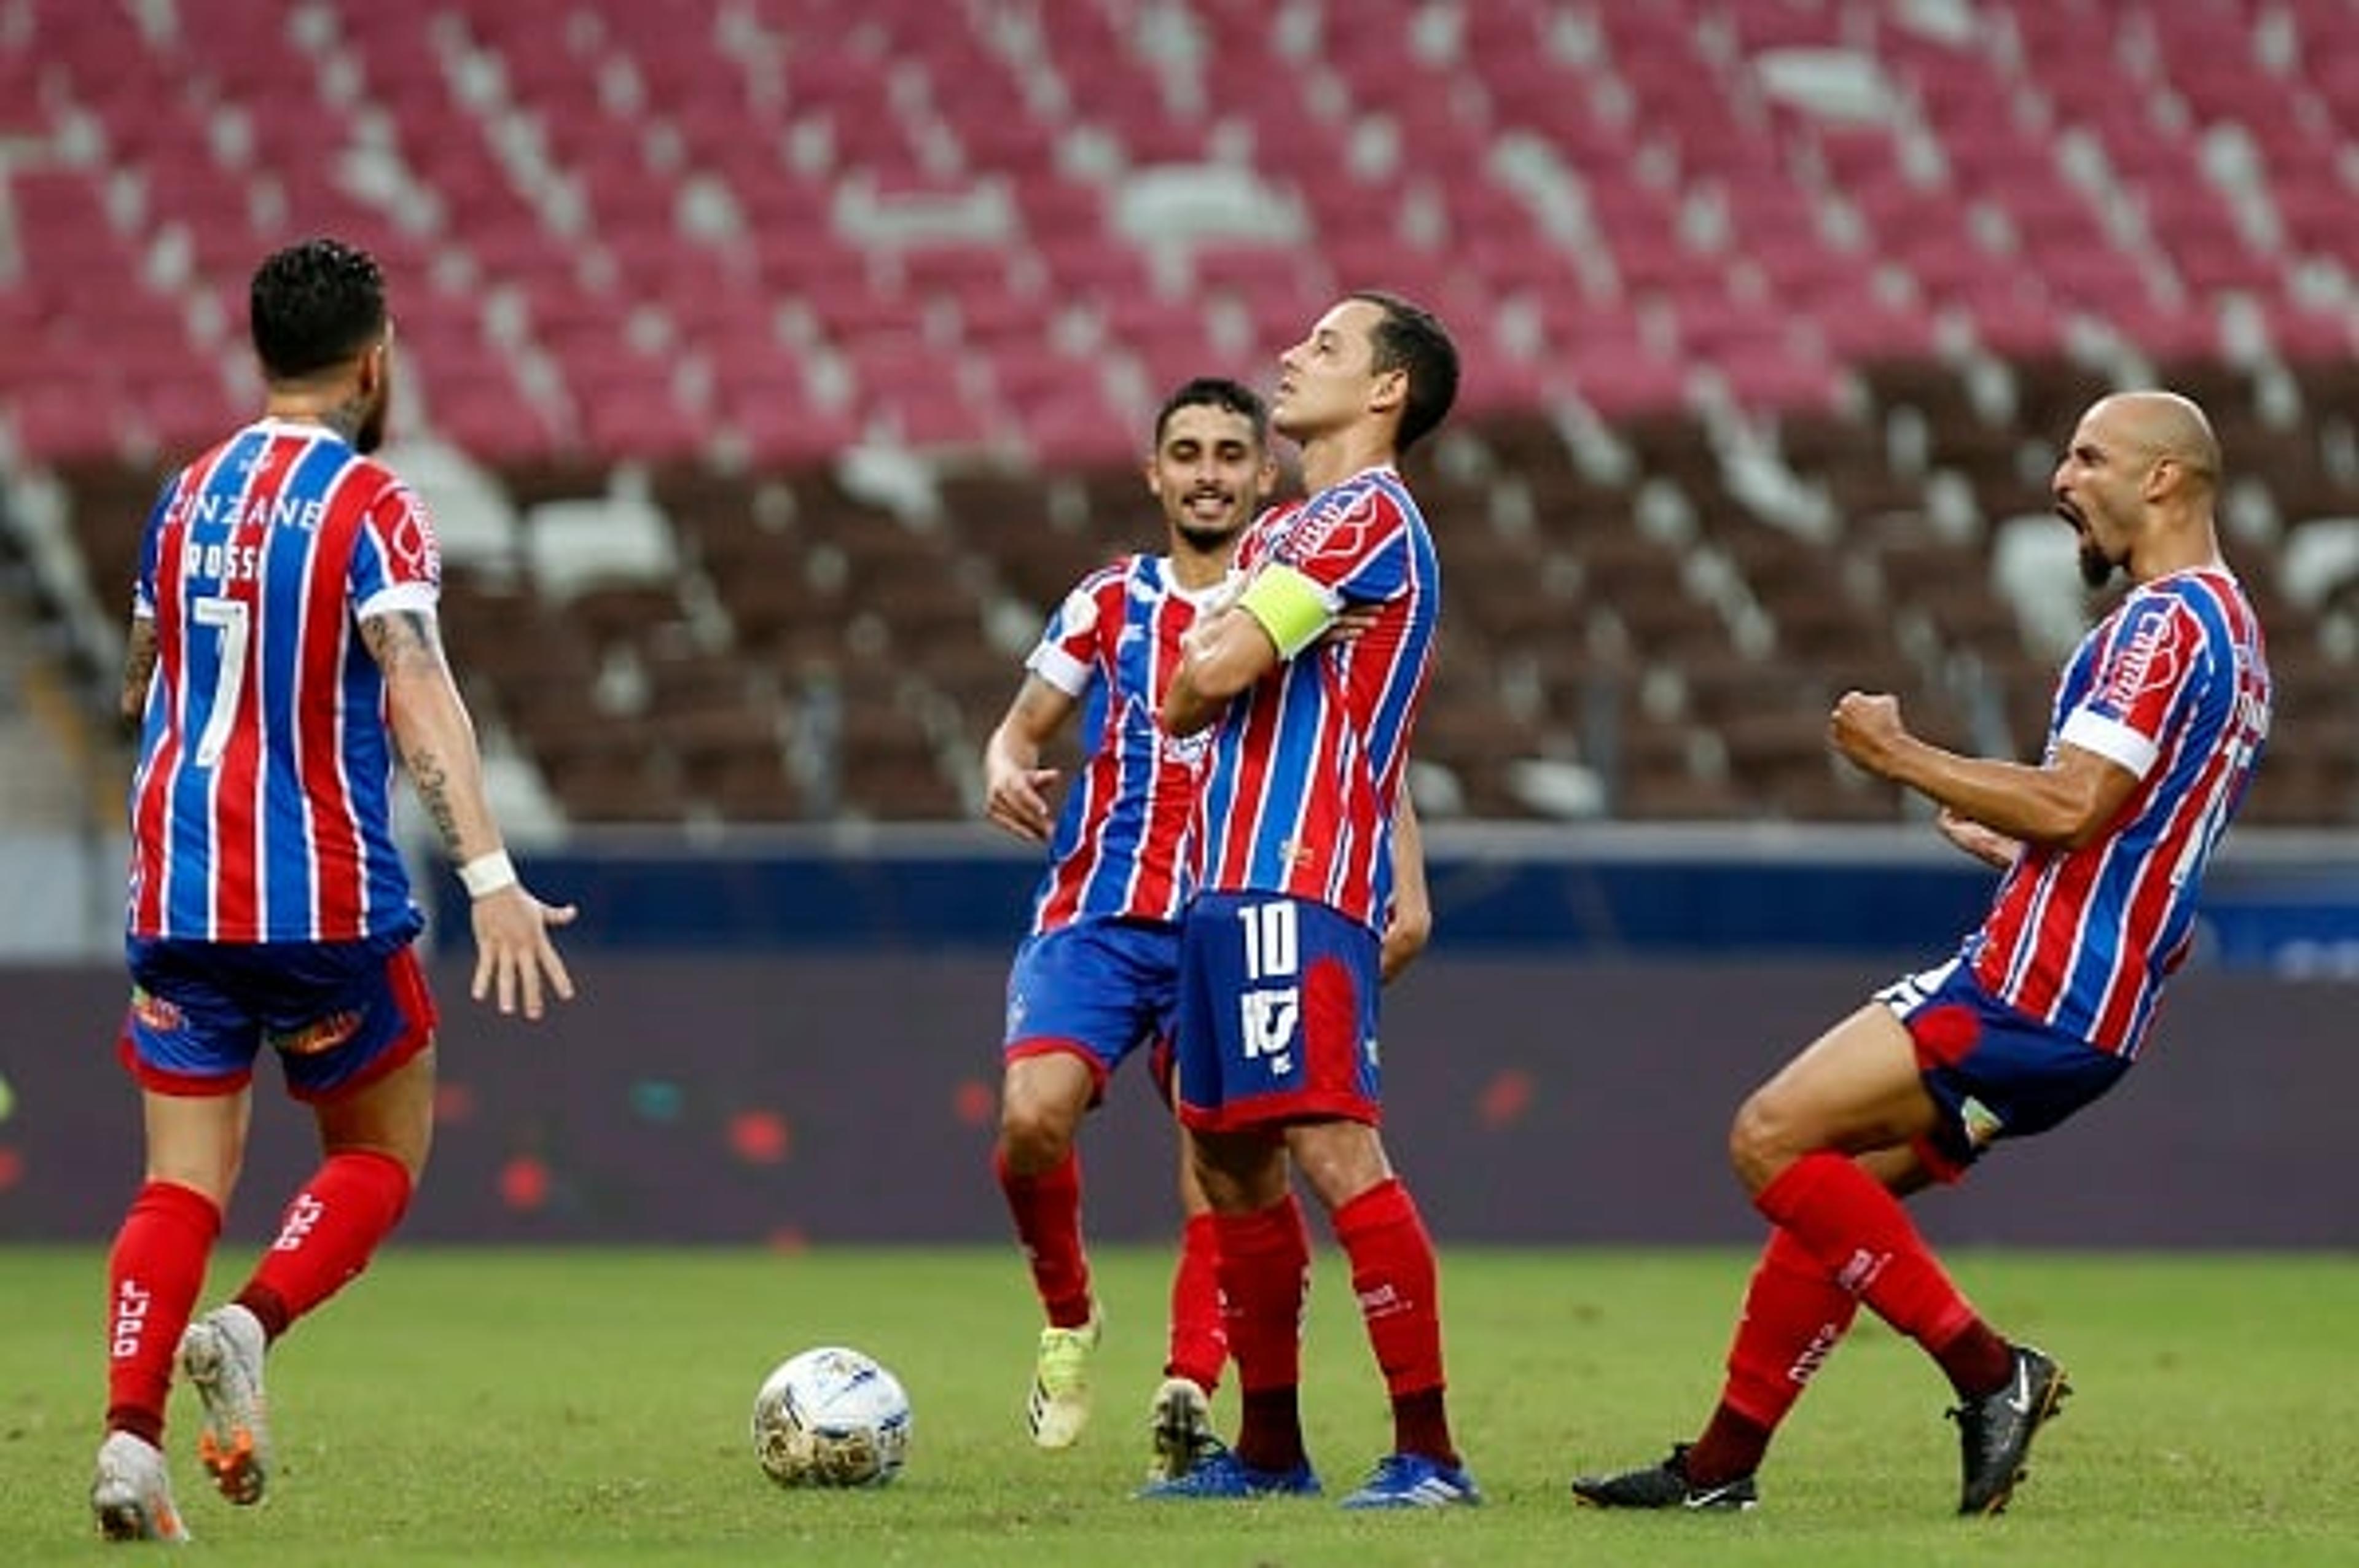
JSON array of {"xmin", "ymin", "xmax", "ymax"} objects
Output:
[
  {"xmin": 361, "ymin": 609, "xmax": 447, "ymax": 676},
  {"xmin": 409, "ymin": 746, "xmax": 463, "ymax": 857},
  {"xmin": 120, "ymin": 623, "xmax": 160, "ymax": 727},
  {"xmin": 365, "ymin": 609, "xmax": 463, "ymax": 853}
]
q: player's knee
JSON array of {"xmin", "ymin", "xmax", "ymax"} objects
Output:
[
  {"xmin": 1726, "ymin": 1092, "xmax": 1796, "ymax": 1195},
  {"xmin": 998, "ymin": 1101, "xmax": 1076, "ymax": 1173}
]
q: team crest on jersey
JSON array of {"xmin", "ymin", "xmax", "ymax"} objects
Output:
[
  {"xmin": 1281, "ymin": 485, "xmax": 1385, "ymax": 568},
  {"xmin": 2096, "ymin": 599, "xmax": 2184, "ymax": 711},
  {"xmin": 267, "ymin": 1010, "xmax": 365, "ymax": 1057},
  {"xmin": 388, "ymin": 489, "xmax": 441, "ymax": 581},
  {"xmin": 129, "ymin": 987, "xmax": 184, "ymax": 1032}
]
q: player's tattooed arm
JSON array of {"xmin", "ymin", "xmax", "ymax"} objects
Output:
[
  {"xmin": 119, "ymin": 618, "xmax": 160, "ymax": 729},
  {"xmin": 366, "ymin": 603, "xmax": 580, "ymax": 1019},
  {"xmin": 364, "ymin": 610, "xmax": 468, "ymax": 854},
  {"xmin": 361, "ymin": 607, "xmax": 445, "ymax": 677}
]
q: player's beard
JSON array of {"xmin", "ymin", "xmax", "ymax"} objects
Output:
[
  {"xmin": 1176, "ymin": 518, "xmax": 1246, "ymax": 555},
  {"xmin": 2078, "ymin": 537, "xmax": 2119, "ymax": 589},
  {"xmin": 354, "ymin": 378, "xmax": 389, "ymax": 453}
]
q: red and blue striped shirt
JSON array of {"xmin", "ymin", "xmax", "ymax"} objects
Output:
[
  {"xmin": 1968, "ymin": 567, "xmax": 2271, "ymax": 1058},
  {"xmin": 1022, "ymin": 554, "xmax": 1223, "ymax": 934},
  {"xmin": 127, "ymin": 419, "xmax": 441, "ymax": 943},
  {"xmin": 1188, "ymin": 467, "xmax": 1438, "ymax": 932}
]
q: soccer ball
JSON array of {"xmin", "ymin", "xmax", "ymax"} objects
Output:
[{"xmin": 751, "ymin": 1346, "xmax": 912, "ymax": 1488}]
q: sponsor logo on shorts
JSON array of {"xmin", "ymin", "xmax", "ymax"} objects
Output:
[
  {"xmin": 1960, "ymin": 1095, "xmax": 2006, "ymax": 1148},
  {"xmin": 267, "ymin": 1010, "xmax": 364, "ymax": 1056},
  {"xmin": 130, "ymin": 987, "xmax": 184, "ymax": 1032}
]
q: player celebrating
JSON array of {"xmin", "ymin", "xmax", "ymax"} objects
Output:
[
  {"xmin": 1571, "ymin": 391, "xmax": 2270, "ymax": 1516},
  {"xmin": 90, "ymin": 238, "xmax": 577, "ymax": 1542},
  {"xmin": 1138, "ymin": 292, "xmax": 1475, "ymax": 1510},
  {"xmin": 985, "ymin": 376, "xmax": 1431, "ymax": 1478}
]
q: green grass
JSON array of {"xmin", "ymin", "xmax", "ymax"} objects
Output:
[{"xmin": 6, "ymin": 1246, "xmax": 2357, "ymax": 1564}]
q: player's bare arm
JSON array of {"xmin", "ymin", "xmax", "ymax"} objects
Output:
[
  {"xmin": 1830, "ymin": 690, "xmax": 2140, "ymax": 848},
  {"xmin": 983, "ymin": 674, "xmax": 1078, "ymax": 844},
  {"xmin": 119, "ymin": 616, "xmax": 159, "ymax": 728},
  {"xmin": 365, "ymin": 607, "xmax": 579, "ymax": 1018},
  {"xmin": 1379, "ymin": 789, "xmax": 1432, "ymax": 983},
  {"xmin": 1163, "ymin": 571, "xmax": 1316, "ymax": 735}
]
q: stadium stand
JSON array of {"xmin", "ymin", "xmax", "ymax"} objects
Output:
[{"xmin": 2, "ymin": 0, "xmax": 2356, "ymax": 826}]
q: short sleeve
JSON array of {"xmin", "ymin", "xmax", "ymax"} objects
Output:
[
  {"xmin": 1025, "ymin": 574, "xmax": 1114, "ymax": 696},
  {"xmin": 350, "ymin": 478, "xmax": 442, "ymax": 621},
  {"xmin": 1267, "ymin": 480, "xmax": 1410, "ymax": 603},
  {"xmin": 2059, "ymin": 592, "xmax": 2202, "ymax": 779}
]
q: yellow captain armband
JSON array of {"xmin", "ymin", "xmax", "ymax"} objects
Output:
[{"xmin": 1235, "ymin": 564, "xmax": 1336, "ymax": 659}]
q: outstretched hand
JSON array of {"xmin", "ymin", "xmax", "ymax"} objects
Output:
[{"xmin": 469, "ymin": 884, "xmax": 579, "ymax": 1020}]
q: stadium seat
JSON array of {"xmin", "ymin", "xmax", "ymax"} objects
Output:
[{"xmin": 8, "ymin": 0, "xmax": 2355, "ymax": 824}]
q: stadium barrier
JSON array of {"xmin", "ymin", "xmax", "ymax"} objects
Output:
[{"xmin": 4, "ymin": 949, "xmax": 2349, "ymax": 1249}]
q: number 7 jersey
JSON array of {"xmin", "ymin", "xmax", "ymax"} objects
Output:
[{"xmin": 127, "ymin": 419, "xmax": 442, "ymax": 942}]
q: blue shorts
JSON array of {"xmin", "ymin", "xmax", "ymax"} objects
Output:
[
  {"xmin": 119, "ymin": 929, "xmax": 439, "ymax": 1103},
  {"xmin": 1003, "ymin": 920, "xmax": 1181, "ymax": 1102},
  {"xmin": 1173, "ymin": 892, "xmax": 1382, "ymax": 1133},
  {"xmin": 1874, "ymin": 956, "xmax": 2131, "ymax": 1179}
]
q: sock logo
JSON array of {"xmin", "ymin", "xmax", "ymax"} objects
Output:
[
  {"xmin": 1356, "ymin": 1282, "xmax": 1408, "ymax": 1321},
  {"xmin": 272, "ymin": 1192, "xmax": 326, "ymax": 1252},
  {"xmin": 111, "ymin": 1281, "xmax": 152, "ymax": 1359},
  {"xmin": 1785, "ymin": 1320, "xmax": 1845, "ymax": 1387},
  {"xmin": 1835, "ymin": 1248, "xmax": 1889, "ymax": 1297}
]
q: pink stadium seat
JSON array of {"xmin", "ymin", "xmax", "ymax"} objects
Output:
[{"xmin": 9, "ymin": 0, "xmax": 2350, "ymax": 821}]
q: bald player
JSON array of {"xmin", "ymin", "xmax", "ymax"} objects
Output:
[{"xmin": 1569, "ymin": 391, "xmax": 2272, "ymax": 1519}]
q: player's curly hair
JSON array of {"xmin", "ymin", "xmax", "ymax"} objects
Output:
[
  {"xmin": 1351, "ymin": 289, "xmax": 1458, "ymax": 454},
  {"xmin": 249, "ymin": 238, "xmax": 387, "ymax": 382}
]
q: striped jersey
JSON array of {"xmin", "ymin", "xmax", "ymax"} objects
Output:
[
  {"xmin": 127, "ymin": 418, "xmax": 442, "ymax": 942},
  {"xmin": 1022, "ymin": 554, "xmax": 1226, "ymax": 934},
  {"xmin": 1966, "ymin": 567, "xmax": 2270, "ymax": 1058},
  {"xmin": 1189, "ymin": 467, "xmax": 1438, "ymax": 930}
]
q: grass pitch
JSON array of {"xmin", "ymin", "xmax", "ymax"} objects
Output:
[{"xmin": 4, "ymin": 1246, "xmax": 2355, "ymax": 1565}]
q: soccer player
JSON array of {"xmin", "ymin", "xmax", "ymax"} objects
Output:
[
  {"xmin": 985, "ymin": 376, "xmax": 1431, "ymax": 1478},
  {"xmin": 1137, "ymin": 292, "xmax": 1477, "ymax": 1510},
  {"xmin": 1571, "ymin": 391, "xmax": 2271, "ymax": 1517},
  {"xmin": 89, "ymin": 238, "xmax": 578, "ymax": 1542}
]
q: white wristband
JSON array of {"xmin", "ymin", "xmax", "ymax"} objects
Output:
[{"xmin": 458, "ymin": 850, "xmax": 518, "ymax": 899}]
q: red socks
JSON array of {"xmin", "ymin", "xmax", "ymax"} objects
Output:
[
  {"xmin": 104, "ymin": 1181, "xmax": 222, "ymax": 1445},
  {"xmin": 1755, "ymin": 1152, "xmax": 2011, "ymax": 1398},
  {"xmin": 1165, "ymin": 1212, "xmax": 1227, "ymax": 1393},
  {"xmin": 1333, "ymin": 1177, "xmax": 1457, "ymax": 1466},
  {"xmin": 1213, "ymin": 1194, "xmax": 1311, "ymax": 1472},
  {"xmin": 1721, "ymin": 1226, "xmax": 1861, "ymax": 1427},
  {"xmin": 996, "ymin": 1145, "xmax": 1093, "ymax": 1329},
  {"xmin": 235, "ymin": 1150, "xmax": 413, "ymax": 1342},
  {"xmin": 1686, "ymin": 1226, "xmax": 1860, "ymax": 1484}
]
